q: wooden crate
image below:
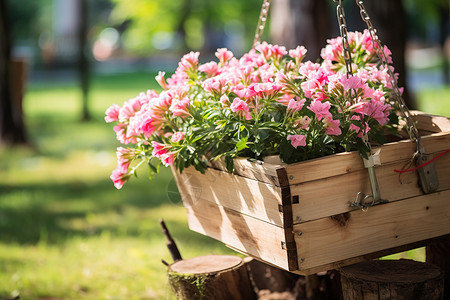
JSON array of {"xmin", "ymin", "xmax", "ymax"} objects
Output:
[{"xmin": 172, "ymin": 111, "xmax": 450, "ymax": 275}]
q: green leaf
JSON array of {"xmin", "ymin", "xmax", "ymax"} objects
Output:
[{"xmin": 236, "ymin": 137, "xmax": 249, "ymax": 152}]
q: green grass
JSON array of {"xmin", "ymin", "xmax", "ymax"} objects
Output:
[
  {"xmin": 0, "ymin": 71, "xmax": 448, "ymax": 299},
  {"xmin": 0, "ymin": 72, "xmax": 235, "ymax": 300}
]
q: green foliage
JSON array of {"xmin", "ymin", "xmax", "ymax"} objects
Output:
[
  {"xmin": 110, "ymin": 0, "xmax": 261, "ymax": 53},
  {"xmin": 0, "ymin": 73, "xmax": 235, "ymax": 299}
]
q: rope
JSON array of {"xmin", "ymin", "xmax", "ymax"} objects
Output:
[{"xmin": 394, "ymin": 149, "xmax": 450, "ymax": 173}]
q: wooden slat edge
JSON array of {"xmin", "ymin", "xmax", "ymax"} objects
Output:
[
  {"xmin": 293, "ymin": 189, "xmax": 450, "ymax": 271},
  {"xmin": 411, "ymin": 110, "xmax": 450, "ymax": 132},
  {"xmin": 208, "ymin": 157, "xmax": 284, "ymax": 186},
  {"xmin": 285, "ymin": 131, "xmax": 450, "ymax": 185},
  {"xmin": 174, "ymin": 166, "xmax": 285, "ymax": 227},
  {"xmin": 185, "ymin": 200, "xmax": 291, "ymax": 271},
  {"xmin": 290, "ymin": 234, "xmax": 450, "ymax": 276},
  {"xmin": 290, "ymin": 153, "xmax": 450, "ymax": 223}
]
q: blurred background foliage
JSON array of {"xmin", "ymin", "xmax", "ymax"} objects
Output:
[{"xmin": 0, "ymin": 0, "xmax": 449, "ymax": 299}]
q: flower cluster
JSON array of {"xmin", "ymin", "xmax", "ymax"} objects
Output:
[{"xmin": 106, "ymin": 30, "xmax": 401, "ymax": 189}]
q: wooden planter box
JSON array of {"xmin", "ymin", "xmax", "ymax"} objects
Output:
[{"xmin": 172, "ymin": 111, "xmax": 450, "ymax": 275}]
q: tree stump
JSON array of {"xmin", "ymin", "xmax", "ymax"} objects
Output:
[
  {"xmin": 339, "ymin": 259, "xmax": 444, "ymax": 300},
  {"xmin": 167, "ymin": 255, "xmax": 256, "ymax": 300}
]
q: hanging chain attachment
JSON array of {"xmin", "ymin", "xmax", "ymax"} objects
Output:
[
  {"xmin": 253, "ymin": 0, "xmax": 272, "ymax": 48},
  {"xmin": 355, "ymin": 0, "xmax": 438, "ymax": 193}
]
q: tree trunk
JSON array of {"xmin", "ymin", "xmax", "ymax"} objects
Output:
[
  {"xmin": 351, "ymin": 0, "xmax": 413, "ymax": 109},
  {"xmin": 270, "ymin": 0, "xmax": 332, "ymax": 61},
  {"xmin": 78, "ymin": 0, "xmax": 90, "ymax": 121},
  {"xmin": 427, "ymin": 235, "xmax": 450, "ymax": 300},
  {"xmin": 0, "ymin": 0, "xmax": 27, "ymax": 146},
  {"xmin": 340, "ymin": 259, "xmax": 444, "ymax": 300},
  {"xmin": 168, "ymin": 255, "xmax": 256, "ymax": 300}
]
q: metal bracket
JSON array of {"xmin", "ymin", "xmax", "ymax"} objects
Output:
[
  {"xmin": 416, "ymin": 152, "xmax": 439, "ymax": 193},
  {"xmin": 349, "ymin": 191, "xmax": 389, "ymax": 211},
  {"xmin": 350, "ymin": 153, "xmax": 388, "ymax": 210}
]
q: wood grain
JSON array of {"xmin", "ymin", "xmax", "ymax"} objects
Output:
[{"xmin": 293, "ymin": 190, "xmax": 450, "ymax": 271}]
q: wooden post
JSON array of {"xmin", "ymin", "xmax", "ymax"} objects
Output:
[
  {"xmin": 339, "ymin": 260, "xmax": 444, "ymax": 300},
  {"xmin": 426, "ymin": 235, "xmax": 450, "ymax": 299},
  {"xmin": 167, "ymin": 255, "xmax": 256, "ymax": 300}
]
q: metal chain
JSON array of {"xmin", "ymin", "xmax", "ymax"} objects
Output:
[
  {"xmin": 355, "ymin": 0, "xmax": 438, "ymax": 194},
  {"xmin": 334, "ymin": 0, "xmax": 354, "ymax": 78},
  {"xmin": 354, "ymin": 0, "xmax": 423, "ymax": 151},
  {"xmin": 253, "ymin": 0, "xmax": 272, "ymax": 48}
]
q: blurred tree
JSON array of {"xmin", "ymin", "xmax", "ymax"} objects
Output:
[
  {"xmin": 270, "ymin": 0, "xmax": 332, "ymax": 61},
  {"xmin": 109, "ymin": 0, "xmax": 261, "ymax": 55},
  {"xmin": 270, "ymin": 0, "xmax": 415, "ymax": 109},
  {"xmin": 0, "ymin": 0, "xmax": 28, "ymax": 146},
  {"xmin": 79, "ymin": 0, "xmax": 90, "ymax": 121}
]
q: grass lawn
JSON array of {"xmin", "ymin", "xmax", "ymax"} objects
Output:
[
  {"xmin": 0, "ymin": 72, "xmax": 235, "ymax": 300},
  {"xmin": 0, "ymin": 71, "xmax": 448, "ymax": 299}
]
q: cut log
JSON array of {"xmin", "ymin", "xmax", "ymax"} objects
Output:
[
  {"xmin": 339, "ymin": 259, "xmax": 444, "ymax": 300},
  {"xmin": 426, "ymin": 235, "xmax": 450, "ymax": 299},
  {"xmin": 168, "ymin": 255, "xmax": 256, "ymax": 300}
]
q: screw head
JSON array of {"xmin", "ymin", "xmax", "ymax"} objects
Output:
[{"xmin": 289, "ymin": 175, "xmax": 294, "ymax": 180}]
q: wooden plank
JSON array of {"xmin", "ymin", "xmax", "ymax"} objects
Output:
[
  {"xmin": 173, "ymin": 166, "xmax": 285, "ymax": 227},
  {"xmin": 291, "ymin": 152, "xmax": 450, "ymax": 223},
  {"xmin": 411, "ymin": 110, "xmax": 450, "ymax": 132},
  {"xmin": 290, "ymin": 234, "xmax": 450, "ymax": 276},
  {"xmin": 209, "ymin": 157, "xmax": 283, "ymax": 186},
  {"xmin": 285, "ymin": 131, "xmax": 450, "ymax": 185},
  {"xmin": 184, "ymin": 199, "xmax": 294, "ymax": 271},
  {"xmin": 293, "ymin": 190, "xmax": 450, "ymax": 271}
]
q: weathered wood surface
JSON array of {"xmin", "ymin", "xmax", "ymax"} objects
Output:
[
  {"xmin": 184, "ymin": 199, "xmax": 297, "ymax": 271},
  {"xmin": 168, "ymin": 255, "xmax": 256, "ymax": 300},
  {"xmin": 293, "ymin": 190, "xmax": 450, "ymax": 272},
  {"xmin": 340, "ymin": 260, "xmax": 444, "ymax": 300},
  {"xmin": 173, "ymin": 112, "xmax": 450, "ymax": 274},
  {"xmin": 291, "ymin": 150, "xmax": 450, "ymax": 223},
  {"xmin": 172, "ymin": 166, "xmax": 285, "ymax": 227}
]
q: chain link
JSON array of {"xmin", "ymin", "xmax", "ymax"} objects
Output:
[
  {"xmin": 253, "ymin": 0, "xmax": 272, "ymax": 48},
  {"xmin": 334, "ymin": 0, "xmax": 354, "ymax": 78},
  {"xmin": 354, "ymin": 0, "xmax": 422, "ymax": 151}
]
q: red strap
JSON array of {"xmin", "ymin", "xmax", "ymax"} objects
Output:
[{"xmin": 394, "ymin": 149, "xmax": 450, "ymax": 173}]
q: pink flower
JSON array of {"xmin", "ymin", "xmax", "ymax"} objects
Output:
[
  {"xmin": 299, "ymin": 61, "xmax": 321, "ymax": 77},
  {"xmin": 289, "ymin": 46, "xmax": 307, "ymax": 62},
  {"xmin": 294, "ymin": 116, "xmax": 311, "ymax": 130},
  {"xmin": 220, "ymin": 94, "xmax": 230, "ymax": 107},
  {"xmin": 170, "ymin": 98, "xmax": 190, "ymax": 117},
  {"xmin": 140, "ymin": 117, "xmax": 156, "ymax": 138},
  {"xmin": 116, "ymin": 147, "xmax": 136, "ymax": 166},
  {"xmin": 339, "ymin": 75, "xmax": 365, "ymax": 90},
  {"xmin": 383, "ymin": 45, "xmax": 393, "ymax": 64},
  {"xmin": 323, "ymin": 118, "xmax": 342, "ymax": 136},
  {"xmin": 215, "ymin": 48, "xmax": 234, "ymax": 65},
  {"xmin": 230, "ymin": 98, "xmax": 252, "ymax": 120},
  {"xmin": 179, "ymin": 51, "xmax": 200, "ymax": 72},
  {"xmin": 199, "ymin": 61, "xmax": 219, "ymax": 76},
  {"xmin": 118, "ymin": 97, "xmax": 143, "ymax": 121},
  {"xmin": 301, "ymin": 79, "xmax": 321, "ymax": 98},
  {"xmin": 287, "ymin": 98, "xmax": 306, "ymax": 113},
  {"xmin": 349, "ymin": 115, "xmax": 370, "ymax": 138},
  {"xmin": 255, "ymin": 42, "xmax": 286, "ymax": 61},
  {"xmin": 287, "ymin": 134, "xmax": 306, "ymax": 148},
  {"xmin": 307, "ymin": 100, "xmax": 332, "ymax": 121},
  {"xmin": 161, "ymin": 152, "xmax": 176, "ymax": 166},
  {"xmin": 110, "ymin": 163, "xmax": 131, "ymax": 189},
  {"xmin": 155, "ymin": 71, "xmax": 169, "ymax": 90},
  {"xmin": 105, "ymin": 104, "xmax": 120, "ymax": 123},
  {"xmin": 171, "ymin": 132, "xmax": 184, "ymax": 143},
  {"xmin": 151, "ymin": 141, "xmax": 168, "ymax": 157}
]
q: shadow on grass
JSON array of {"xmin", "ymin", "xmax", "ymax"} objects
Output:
[{"xmin": 0, "ymin": 176, "xmax": 203, "ymax": 246}]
